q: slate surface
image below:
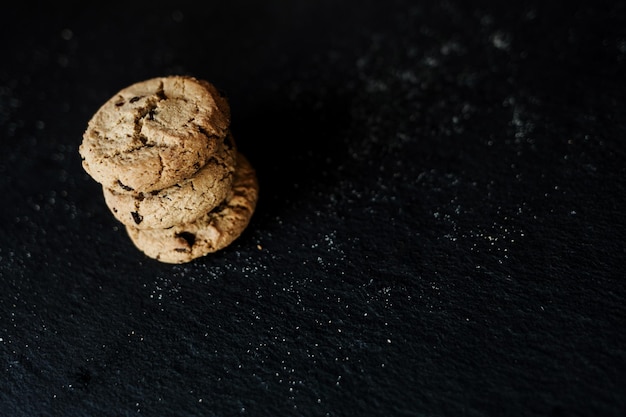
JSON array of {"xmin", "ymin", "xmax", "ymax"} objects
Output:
[{"xmin": 1, "ymin": 1, "xmax": 625, "ymax": 416}]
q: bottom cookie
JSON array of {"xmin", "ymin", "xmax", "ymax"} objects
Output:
[{"xmin": 125, "ymin": 152, "xmax": 259, "ymax": 264}]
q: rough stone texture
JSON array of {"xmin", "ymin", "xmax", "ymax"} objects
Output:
[{"xmin": 1, "ymin": 1, "xmax": 625, "ymax": 417}]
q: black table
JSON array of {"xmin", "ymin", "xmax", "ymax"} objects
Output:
[{"xmin": 1, "ymin": 1, "xmax": 625, "ymax": 416}]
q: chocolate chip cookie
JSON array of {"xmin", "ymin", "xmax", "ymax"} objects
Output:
[
  {"xmin": 102, "ymin": 133, "xmax": 237, "ymax": 229},
  {"xmin": 125, "ymin": 152, "xmax": 259, "ymax": 264},
  {"xmin": 79, "ymin": 75, "xmax": 231, "ymax": 193}
]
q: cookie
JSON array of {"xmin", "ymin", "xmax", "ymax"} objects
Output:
[
  {"xmin": 125, "ymin": 152, "xmax": 259, "ymax": 264},
  {"xmin": 79, "ymin": 75, "xmax": 231, "ymax": 193},
  {"xmin": 102, "ymin": 133, "xmax": 237, "ymax": 229}
]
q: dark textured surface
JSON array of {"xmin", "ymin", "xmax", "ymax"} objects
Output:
[{"xmin": 1, "ymin": 1, "xmax": 625, "ymax": 416}]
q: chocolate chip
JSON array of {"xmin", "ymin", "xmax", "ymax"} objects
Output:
[
  {"xmin": 156, "ymin": 87, "xmax": 167, "ymax": 101},
  {"xmin": 130, "ymin": 96, "xmax": 143, "ymax": 103},
  {"xmin": 117, "ymin": 180, "xmax": 134, "ymax": 191},
  {"xmin": 198, "ymin": 126, "xmax": 210, "ymax": 138},
  {"xmin": 210, "ymin": 200, "xmax": 228, "ymax": 214},
  {"xmin": 176, "ymin": 232, "xmax": 196, "ymax": 247},
  {"xmin": 131, "ymin": 211, "xmax": 143, "ymax": 224}
]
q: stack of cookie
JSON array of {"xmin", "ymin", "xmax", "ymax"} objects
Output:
[{"xmin": 79, "ymin": 75, "xmax": 259, "ymax": 264}]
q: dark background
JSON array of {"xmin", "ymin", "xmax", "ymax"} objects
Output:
[{"xmin": 1, "ymin": 1, "xmax": 625, "ymax": 416}]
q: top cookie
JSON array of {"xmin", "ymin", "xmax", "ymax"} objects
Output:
[{"xmin": 79, "ymin": 75, "xmax": 231, "ymax": 193}]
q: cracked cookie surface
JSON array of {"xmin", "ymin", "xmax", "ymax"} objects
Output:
[
  {"xmin": 125, "ymin": 152, "xmax": 259, "ymax": 264},
  {"xmin": 79, "ymin": 75, "xmax": 231, "ymax": 193},
  {"xmin": 103, "ymin": 133, "xmax": 237, "ymax": 229}
]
